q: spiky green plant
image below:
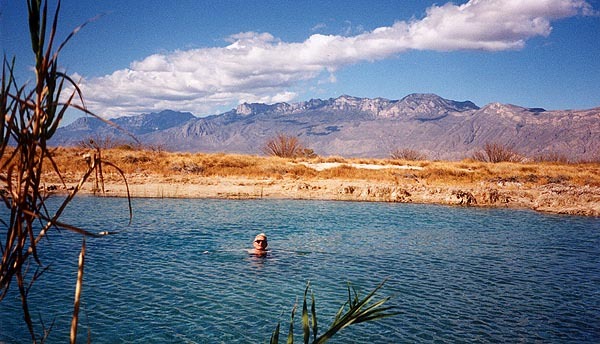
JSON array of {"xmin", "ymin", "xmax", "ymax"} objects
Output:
[
  {"xmin": 0, "ymin": 1, "xmax": 131, "ymax": 342},
  {"xmin": 270, "ymin": 280, "xmax": 398, "ymax": 344}
]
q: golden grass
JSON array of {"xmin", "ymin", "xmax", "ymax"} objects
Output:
[{"xmin": 36, "ymin": 147, "xmax": 600, "ymax": 188}]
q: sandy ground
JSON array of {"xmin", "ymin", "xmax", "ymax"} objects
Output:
[{"xmin": 56, "ymin": 162, "xmax": 600, "ymax": 217}]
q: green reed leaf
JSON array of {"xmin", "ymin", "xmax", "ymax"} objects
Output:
[
  {"xmin": 270, "ymin": 322, "xmax": 280, "ymax": 344},
  {"xmin": 287, "ymin": 302, "xmax": 296, "ymax": 344},
  {"xmin": 302, "ymin": 284, "xmax": 310, "ymax": 344},
  {"xmin": 310, "ymin": 291, "xmax": 317, "ymax": 343}
]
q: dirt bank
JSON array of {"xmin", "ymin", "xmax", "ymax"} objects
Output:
[
  {"xmin": 36, "ymin": 150, "xmax": 600, "ymax": 217},
  {"xmin": 53, "ymin": 175, "xmax": 599, "ymax": 217}
]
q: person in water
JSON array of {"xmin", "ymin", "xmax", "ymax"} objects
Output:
[{"xmin": 250, "ymin": 233, "xmax": 268, "ymax": 256}]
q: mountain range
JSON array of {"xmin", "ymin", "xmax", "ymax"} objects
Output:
[{"xmin": 51, "ymin": 93, "xmax": 600, "ymax": 161}]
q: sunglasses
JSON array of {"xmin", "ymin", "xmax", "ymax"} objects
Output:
[{"xmin": 254, "ymin": 239, "xmax": 266, "ymax": 243}]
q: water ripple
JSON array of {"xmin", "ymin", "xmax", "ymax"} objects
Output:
[{"xmin": 1, "ymin": 198, "xmax": 598, "ymax": 343}]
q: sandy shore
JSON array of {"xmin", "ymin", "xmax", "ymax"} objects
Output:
[{"xmin": 67, "ymin": 170, "xmax": 599, "ymax": 217}]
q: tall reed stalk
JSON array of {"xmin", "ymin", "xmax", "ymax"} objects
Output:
[{"xmin": 0, "ymin": 1, "xmax": 130, "ymax": 342}]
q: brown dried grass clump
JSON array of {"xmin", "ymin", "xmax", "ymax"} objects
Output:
[
  {"xmin": 417, "ymin": 160, "xmax": 600, "ymax": 187},
  {"xmin": 318, "ymin": 164, "xmax": 396, "ymax": 181}
]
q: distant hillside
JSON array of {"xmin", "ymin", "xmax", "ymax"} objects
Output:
[
  {"xmin": 51, "ymin": 94, "xmax": 600, "ymax": 161},
  {"xmin": 54, "ymin": 110, "xmax": 196, "ymax": 144}
]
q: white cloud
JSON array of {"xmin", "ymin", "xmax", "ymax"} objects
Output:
[
  {"xmin": 310, "ymin": 23, "xmax": 327, "ymax": 32},
  {"xmin": 75, "ymin": 0, "xmax": 593, "ymax": 118}
]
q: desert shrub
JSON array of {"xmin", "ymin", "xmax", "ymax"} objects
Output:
[
  {"xmin": 170, "ymin": 162, "xmax": 204, "ymax": 174},
  {"xmin": 262, "ymin": 133, "xmax": 316, "ymax": 158},
  {"xmin": 576, "ymin": 155, "xmax": 600, "ymax": 164},
  {"xmin": 472, "ymin": 142, "xmax": 522, "ymax": 163},
  {"xmin": 533, "ymin": 151, "xmax": 570, "ymax": 164},
  {"xmin": 122, "ymin": 154, "xmax": 152, "ymax": 164},
  {"xmin": 114, "ymin": 143, "xmax": 138, "ymax": 150},
  {"xmin": 145, "ymin": 144, "xmax": 167, "ymax": 153},
  {"xmin": 524, "ymin": 174, "xmax": 540, "ymax": 183},
  {"xmin": 546, "ymin": 174, "xmax": 570, "ymax": 184},
  {"xmin": 390, "ymin": 148, "xmax": 426, "ymax": 161},
  {"xmin": 77, "ymin": 136, "xmax": 138, "ymax": 150},
  {"xmin": 301, "ymin": 148, "xmax": 318, "ymax": 158},
  {"xmin": 519, "ymin": 165, "xmax": 539, "ymax": 173}
]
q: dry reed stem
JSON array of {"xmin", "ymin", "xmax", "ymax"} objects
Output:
[
  {"xmin": 70, "ymin": 239, "xmax": 85, "ymax": 344},
  {"xmin": 1, "ymin": 1, "xmax": 131, "ymax": 341}
]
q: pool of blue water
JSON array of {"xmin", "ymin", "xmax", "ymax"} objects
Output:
[{"xmin": 1, "ymin": 197, "xmax": 599, "ymax": 343}]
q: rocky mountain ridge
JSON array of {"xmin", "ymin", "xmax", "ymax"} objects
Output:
[
  {"xmin": 233, "ymin": 94, "xmax": 479, "ymax": 118},
  {"xmin": 52, "ymin": 93, "xmax": 600, "ymax": 161}
]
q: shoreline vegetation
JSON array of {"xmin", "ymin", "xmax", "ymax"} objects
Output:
[{"xmin": 37, "ymin": 147, "xmax": 600, "ymax": 217}]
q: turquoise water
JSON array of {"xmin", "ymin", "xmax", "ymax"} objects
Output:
[{"xmin": 1, "ymin": 197, "xmax": 599, "ymax": 343}]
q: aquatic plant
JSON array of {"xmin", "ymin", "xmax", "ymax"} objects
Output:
[
  {"xmin": 0, "ymin": 1, "xmax": 130, "ymax": 342},
  {"xmin": 270, "ymin": 280, "xmax": 398, "ymax": 344}
]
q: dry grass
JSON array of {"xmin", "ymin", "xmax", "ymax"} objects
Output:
[
  {"xmin": 413, "ymin": 160, "xmax": 600, "ymax": 187},
  {"xmin": 40, "ymin": 147, "xmax": 600, "ymax": 188}
]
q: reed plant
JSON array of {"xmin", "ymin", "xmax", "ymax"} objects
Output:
[
  {"xmin": 270, "ymin": 281, "xmax": 397, "ymax": 344},
  {"xmin": 0, "ymin": 1, "xmax": 130, "ymax": 342}
]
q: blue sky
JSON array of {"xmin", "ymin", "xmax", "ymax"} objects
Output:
[{"xmin": 1, "ymin": 0, "xmax": 599, "ymax": 121}]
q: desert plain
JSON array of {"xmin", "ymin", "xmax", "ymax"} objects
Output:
[{"xmin": 33, "ymin": 147, "xmax": 599, "ymax": 217}]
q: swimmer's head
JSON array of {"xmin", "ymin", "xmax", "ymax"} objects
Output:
[{"xmin": 253, "ymin": 233, "xmax": 268, "ymax": 251}]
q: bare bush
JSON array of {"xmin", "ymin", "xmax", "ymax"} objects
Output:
[
  {"xmin": 146, "ymin": 144, "xmax": 167, "ymax": 153},
  {"xmin": 533, "ymin": 151, "xmax": 570, "ymax": 164},
  {"xmin": 472, "ymin": 142, "xmax": 521, "ymax": 163},
  {"xmin": 390, "ymin": 148, "xmax": 426, "ymax": 161},
  {"xmin": 262, "ymin": 133, "xmax": 316, "ymax": 158},
  {"xmin": 77, "ymin": 136, "xmax": 138, "ymax": 150}
]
